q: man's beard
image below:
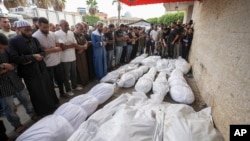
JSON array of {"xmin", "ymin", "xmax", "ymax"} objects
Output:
[
  {"xmin": 98, "ymin": 29, "xmax": 102, "ymax": 33},
  {"xmin": 41, "ymin": 30, "xmax": 49, "ymax": 35},
  {"xmin": 21, "ymin": 32, "xmax": 32, "ymax": 38}
]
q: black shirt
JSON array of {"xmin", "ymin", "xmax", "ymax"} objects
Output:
[
  {"xmin": 162, "ymin": 28, "xmax": 170, "ymax": 43},
  {"xmin": 168, "ymin": 28, "xmax": 180, "ymax": 44},
  {"xmin": 104, "ymin": 31, "xmax": 114, "ymax": 51},
  {"xmin": 127, "ymin": 32, "xmax": 133, "ymax": 45},
  {"xmin": 115, "ymin": 29, "xmax": 124, "ymax": 46}
]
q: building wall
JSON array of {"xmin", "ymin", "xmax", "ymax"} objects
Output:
[{"xmin": 190, "ymin": 0, "xmax": 250, "ymax": 140}]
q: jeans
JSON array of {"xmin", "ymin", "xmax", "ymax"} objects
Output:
[
  {"xmin": 115, "ymin": 46, "xmax": 123, "ymax": 65},
  {"xmin": 126, "ymin": 45, "xmax": 133, "ymax": 61},
  {"xmin": 0, "ymin": 88, "xmax": 34, "ymax": 128},
  {"xmin": 138, "ymin": 45, "xmax": 144, "ymax": 55},
  {"xmin": 106, "ymin": 50, "xmax": 114, "ymax": 69},
  {"xmin": 62, "ymin": 61, "xmax": 77, "ymax": 92},
  {"xmin": 47, "ymin": 63, "xmax": 65, "ymax": 95}
]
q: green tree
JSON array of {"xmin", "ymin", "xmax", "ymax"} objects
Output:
[
  {"xmin": 147, "ymin": 17, "xmax": 158, "ymax": 24},
  {"xmin": 147, "ymin": 12, "xmax": 184, "ymax": 25},
  {"xmin": 83, "ymin": 15, "xmax": 100, "ymax": 26},
  {"xmin": 86, "ymin": 0, "xmax": 98, "ymax": 15}
]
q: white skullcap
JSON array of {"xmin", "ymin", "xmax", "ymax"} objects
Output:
[{"xmin": 16, "ymin": 20, "xmax": 32, "ymax": 28}]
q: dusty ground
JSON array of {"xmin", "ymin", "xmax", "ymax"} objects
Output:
[{"xmin": 1, "ymin": 72, "xmax": 206, "ymax": 139}]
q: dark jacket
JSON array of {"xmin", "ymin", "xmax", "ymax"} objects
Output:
[
  {"xmin": 7, "ymin": 35, "xmax": 46, "ymax": 79},
  {"xmin": 0, "ymin": 50, "xmax": 24, "ymax": 98}
]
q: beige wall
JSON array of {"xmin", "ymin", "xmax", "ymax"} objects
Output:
[{"xmin": 190, "ymin": 0, "xmax": 250, "ymax": 140}]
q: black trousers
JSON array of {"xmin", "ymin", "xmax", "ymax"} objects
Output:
[
  {"xmin": 146, "ymin": 40, "xmax": 154, "ymax": 55},
  {"xmin": 47, "ymin": 63, "xmax": 64, "ymax": 95},
  {"xmin": 168, "ymin": 43, "xmax": 174, "ymax": 58},
  {"xmin": 0, "ymin": 120, "xmax": 8, "ymax": 141},
  {"xmin": 86, "ymin": 45, "xmax": 95, "ymax": 80},
  {"xmin": 182, "ymin": 44, "xmax": 190, "ymax": 61},
  {"xmin": 120, "ymin": 46, "xmax": 127, "ymax": 63},
  {"xmin": 131, "ymin": 44, "xmax": 138, "ymax": 60}
]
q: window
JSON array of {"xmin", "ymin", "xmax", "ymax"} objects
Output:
[{"xmin": 17, "ymin": 8, "xmax": 24, "ymax": 12}]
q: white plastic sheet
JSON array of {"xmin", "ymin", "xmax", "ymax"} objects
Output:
[
  {"xmin": 141, "ymin": 56, "xmax": 161, "ymax": 67},
  {"xmin": 117, "ymin": 73, "xmax": 136, "ymax": 88},
  {"xmin": 117, "ymin": 66, "xmax": 149, "ymax": 88},
  {"xmin": 67, "ymin": 94, "xmax": 131, "ymax": 141},
  {"xmin": 69, "ymin": 94, "xmax": 99, "ymax": 115},
  {"xmin": 18, "ymin": 82, "xmax": 115, "ymax": 141},
  {"xmin": 166, "ymin": 59, "xmax": 176, "ymax": 75},
  {"xmin": 163, "ymin": 105, "xmax": 223, "ymax": 141},
  {"xmin": 130, "ymin": 54, "xmax": 148, "ymax": 64},
  {"xmin": 16, "ymin": 115, "xmax": 74, "ymax": 141},
  {"xmin": 68, "ymin": 93, "xmax": 222, "ymax": 141},
  {"xmin": 154, "ymin": 72, "xmax": 168, "ymax": 85},
  {"xmin": 135, "ymin": 67, "xmax": 157, "ymax": 93},
  {"xmin": 53, "ymin": 103, "xmax": 88, "ymax": 130},
  {"xmin": 92, "ymin": 105, "xmax": 136, "ymax": 141},
  {"xmin": 156, "ymin": 59, "xmax": 169, "ymax": 72},
  {"xmin": 175, "ymin": 56, "xmax": 191, "ymax": 74},
  {"xmin": 151, "ymin": 72, "xmax": 169, "ymax": 104},
  {"xmin": 129, "ymin": 108, "xmax": 158, "ymax": 141},
  {"xmin": 88, "ymin": 83, "xmax": 115, "ymax": 104},
  {"xmin": 169, "ymin": 69, "xmax": 195, "ymax": 104},
  {"xmin": 100, "ymin": 64, "xmax": 138, "ymax": 83}
]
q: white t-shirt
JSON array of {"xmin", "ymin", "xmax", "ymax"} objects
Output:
[
  {"xmin": 150, "ymin": 29, "xmax": 159, "ymax": 42},
  {"xmin": 33, "ymin": 30, "xmax": 61, "ymax": 67},
  {"xmin": 54, "ymin": 30, "xmax": 77, "ymax": 62},
  {"xmin": 0, "ymin": 30, "xmax": 16, "ymax": 39}
]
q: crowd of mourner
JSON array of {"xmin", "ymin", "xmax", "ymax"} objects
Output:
[{"xmin": 0, "ymin": 15, "xmax": 193, "ymax": 139}]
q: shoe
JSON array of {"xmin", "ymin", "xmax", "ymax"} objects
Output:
[
  {"xmin": 7, "ymin": 137, "xmax": 15, "ymax": 141},
  {"xmin": 60, "ymin": 93, "xmax": 70, "ymax": 98},
  {"xmin": 54, "ymin": 84, "xmax": 58, "ymax": 88},
  {"xmin": 13, "ymin": 103, "xmax": 17, "ymax": 112},
  {"xmin": 15, "ymin": 125, "xmax": 26, "ymax": 134},
  {"xmin": 31, "ymin": 115, "xmax": 42, "ymax": 122},
  {"xmin": 73, "ymin": 86, "xmax": 83, "ymax": 90},
  {"xmin": 66, "ymin": 91, "xmax": 74, "ymax": 96}
]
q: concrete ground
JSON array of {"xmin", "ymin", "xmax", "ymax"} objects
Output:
[{"xmin": 0, "ymin": 72, "xmax": 207, "ymax": 139}]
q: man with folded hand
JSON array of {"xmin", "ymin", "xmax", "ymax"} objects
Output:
[
  {"xmin": 8, "ymin": 20, "xmax": 59, "ymax": 116},
  {"xmin": 33, "ymin": 17, "xmax": 67, "ymax": 98}
]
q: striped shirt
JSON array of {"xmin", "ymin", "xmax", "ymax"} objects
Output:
[{"xmin": 0, "ymin": 50, "xmax": 24, "ymax": 98}]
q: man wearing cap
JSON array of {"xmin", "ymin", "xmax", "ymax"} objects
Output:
[
  {"xmin": 91, "ymin": 21, "xmax": 107, "ymax": 80},
  {"xmin": 104, "ymin": 24, "xmax": 115, "ymax": 71},
  {"xmin": 8, "ymin": 20, "xmax": 59, "ymax": 116}
]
